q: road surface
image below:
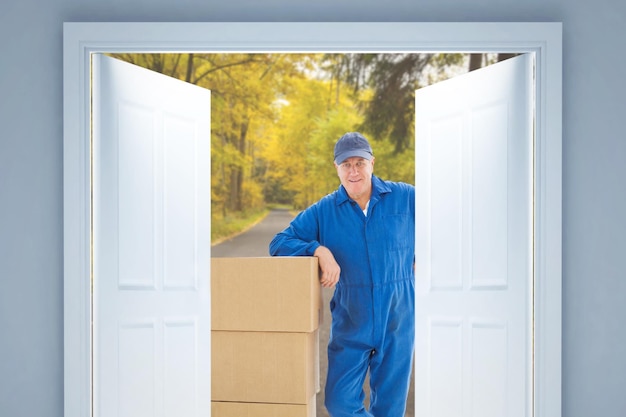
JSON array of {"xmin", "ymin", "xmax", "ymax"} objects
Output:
[{"xmin": 211, "ymin": 208, "xmax": 414, "ymax": 417}]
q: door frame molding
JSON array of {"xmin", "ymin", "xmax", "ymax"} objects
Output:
[{"xmin": 63, "ymin": 22, "xmax": 562, "ymax": 417}]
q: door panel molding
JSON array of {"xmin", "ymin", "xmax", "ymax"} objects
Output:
[{"xmin": 63, "ymin": 22, "xmax": 562, "ymax": 417}]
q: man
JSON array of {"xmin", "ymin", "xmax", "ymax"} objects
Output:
[{"xmin": 269, "ymin": 132, "xmax": 415, "ymax": 417}]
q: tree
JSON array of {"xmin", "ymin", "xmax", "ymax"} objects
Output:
[
  {"xmin": 111, "ymin": 52, "xmax": 306, "ymax": 216},
  {"xmin": 320, "ymin": 53, "xmax": 465, "ymax": 154},
  {"xmin": 259, "ymin": 74, "xmax": 361, "ymax": 209}
]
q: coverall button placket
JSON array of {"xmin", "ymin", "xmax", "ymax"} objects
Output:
[
  {"xmin": 364, "ymin": 200, "xmax": 384, "ymax": 349},
  {"xmin": 362, "ymin": 213, "xmax": 377, "ymax": 347}
]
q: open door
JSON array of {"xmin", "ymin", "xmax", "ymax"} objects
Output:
[
  {"xmin": 414, "ymin": 54, "xmax": 534, "ymax": 416},
  {"xmin": 91, "ymin": 54, "xmax": 211, "ymax": 417}
]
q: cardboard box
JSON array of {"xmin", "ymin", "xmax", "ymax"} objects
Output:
[
  {"xmin": 211, "ymin": 257, "xmax": 322, "ymax": 332},
  {"xmin": 211, "ymin": 396, "xmax": 316, "ymax": 417},
  {"xmin": 211, "ymin": 330, "xmax": 318, "ymax": 404}
]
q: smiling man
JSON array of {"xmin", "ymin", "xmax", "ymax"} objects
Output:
[{"xmin": 269, "ymin": 132, "xmax": 415, "ymax": 417}]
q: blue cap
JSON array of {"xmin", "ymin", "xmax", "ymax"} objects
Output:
[{"xmin": 334, "ymin": 132, "xmax": 373, "ymax": 164}]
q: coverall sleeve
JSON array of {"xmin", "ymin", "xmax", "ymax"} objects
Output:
[{"xmin": 268, "ymin": 205, "xmax": 322, "ymax": 257}]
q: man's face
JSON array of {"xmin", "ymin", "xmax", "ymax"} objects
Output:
[{"xmin": 334, "ymin": 156, "xmax": 375, "ymax": 201}]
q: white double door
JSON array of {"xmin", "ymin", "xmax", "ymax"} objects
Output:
[
  {"xmin": 91, "ymin": 53, "xmax": 533, "ymax": 417},
  {"xmin": 92, "ymin": 54, "xmax": 211, "ymax": 417},
  {"xmin": 414, "ymin": 54, "xmax": 534, "ymax": 417}
]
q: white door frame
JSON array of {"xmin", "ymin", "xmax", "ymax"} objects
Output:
[{"xmin": 63, "ymin": 22, "xmax": 562, "ymax": 417}]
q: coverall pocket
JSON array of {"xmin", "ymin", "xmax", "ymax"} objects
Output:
[{"xmin": 382, "ymin": 213, "xmax": 412, "ymax": 251}]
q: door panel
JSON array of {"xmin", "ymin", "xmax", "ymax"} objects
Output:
[
  {"xmin": 92, "ymin": 54, "xmax": 211, "ymax": 417},
  {"xmin": 415, "ymin": 54, "xmax": 533, "ymax": 417}
]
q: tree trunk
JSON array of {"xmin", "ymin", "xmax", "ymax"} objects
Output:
[
  {"xmin": 234, "ymin": 121, "xmax": 249, "ymax": 211},
  {"xmin": 497, "ymin": 53, "xmax": 517, "ymax": 62},
  {"xmin": 230, "ymin": 169, "xmax": 241, "ymax": 212},
  {"xmin": 469, "ymin": 53, "xmax": 483, "ymax": 71},
  {"xmin": 228, "ymin": 121, "xmax": 250, "ymax": 213},
  {"xmin": 185, "ymin": 53, "xmax": 194, "ymax": 83}
]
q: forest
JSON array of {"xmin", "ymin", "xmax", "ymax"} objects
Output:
[{"xmin": 111, "ymin": 52, "xmax": 504, "ymax": 240}]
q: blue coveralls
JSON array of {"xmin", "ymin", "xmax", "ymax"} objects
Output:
[{"xmin": 269, "ymin": 175, "xmax": 415, "ymax": 417}]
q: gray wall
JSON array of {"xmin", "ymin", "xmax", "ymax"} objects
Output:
[{"xmin": 1, "ymin": 1, "xmax": 625, "ymax": 416}]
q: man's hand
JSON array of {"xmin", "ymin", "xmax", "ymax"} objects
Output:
[{"xmin": 314, "ymin": 246, "xmax": 341, "ymax": 288}]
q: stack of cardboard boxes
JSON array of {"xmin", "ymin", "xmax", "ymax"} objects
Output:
[{"xmin": 211, "ymin": 257, "xmax": 322, "ymax": 416}]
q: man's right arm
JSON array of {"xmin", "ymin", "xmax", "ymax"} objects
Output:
[
  {"xmin": 268, "ymin": 228, "xmax": 320, "ymax": 257},
  {"xmin": 268, "ymin": 206, "xmax": 341, "ymax": 288},
  {"xmin": 268, "ymin": 207, "xmax": 321, "ymax": 257}
]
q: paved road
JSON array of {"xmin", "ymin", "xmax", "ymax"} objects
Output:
[
  {"xmin": 211, "ymin": 209, "xmax": 292, "ymax": 257},
  {"xmin": 212, "ymin": 208, "xmax": 414, "ymax": 417}
]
